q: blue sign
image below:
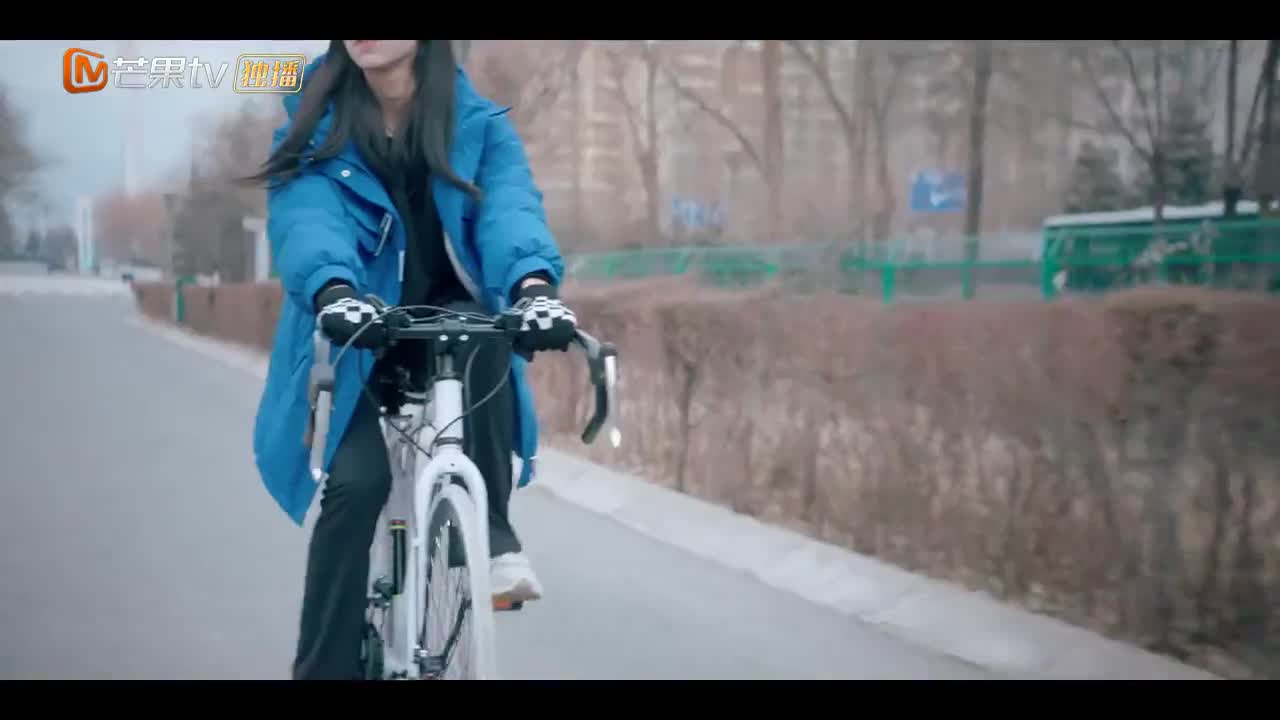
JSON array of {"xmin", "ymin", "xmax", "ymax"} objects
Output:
[
  {"xmin": 910, "ymin": 170, "xmax": 966, "ymax": 213},
  {"xmin": 671, "ymin": 197, "xmax": 725, "ymax": 231}
]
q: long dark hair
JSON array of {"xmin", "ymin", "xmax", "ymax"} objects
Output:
[{"xmin": 241, "ymin": 40, "xmax": 480, "ymax": 200}]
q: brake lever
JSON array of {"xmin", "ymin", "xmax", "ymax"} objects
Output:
[
  {"xmin": 573, "ymin": 330, "xmax": 620, "ymax": 447},
  {"xmin": 498, "ymin": 308, "xmax": 535, "ymax": 361},
  {"xmin": 304, "ymin": 331, "xmax": 336, "ymax": 481}
]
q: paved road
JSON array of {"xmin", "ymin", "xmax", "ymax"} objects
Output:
[{"xmin": 0, "ymin": 291, "xmax": 993, "ymax": 679}]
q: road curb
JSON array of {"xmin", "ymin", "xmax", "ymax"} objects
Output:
[
  {"xmin": 130, "ymin": 308, "xmax": 1216, "ymax": 680},
  {"xmin": 528, "ymin": 447, "xmax": 1214, "ymax": 679}
]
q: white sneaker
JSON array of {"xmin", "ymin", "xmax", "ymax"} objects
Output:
[{"xmin": 490, "ymin": 552, "xmax": 543, "ymax": 607}]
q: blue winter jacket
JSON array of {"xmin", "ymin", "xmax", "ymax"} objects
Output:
[{"xmin": 252, "ymin": 55, "xmax": 565, "ymax": 526}]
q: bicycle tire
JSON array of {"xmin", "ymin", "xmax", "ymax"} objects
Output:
[{"xmin": 418, "ymin": 482, "xmax": 497, "ymax": 680}]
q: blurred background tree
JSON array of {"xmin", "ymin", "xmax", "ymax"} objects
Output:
[
  {"xmin": 1064, "ymin": 141, "xmax": 1129, "ymax": 213},
  {"xmin": 78, "ymin": 40, "xmax": 1276, "ymax": 278},
  {"xmin": 0, "ymin": 80, "xmax": 47, "ymax": 261}
]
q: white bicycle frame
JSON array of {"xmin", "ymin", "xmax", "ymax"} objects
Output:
[
  {"xmin": 304, "ymin": 308, "xmax": 618, "ymax": 681},
  {"xmin": 307, "ymin": 333, "xmax": 498, "ymax": 680},
  {"xmin": 377, "ymin": 353, "xmax": 497, "ymax": 679}
]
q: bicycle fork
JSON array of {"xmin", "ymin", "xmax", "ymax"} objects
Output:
[{"xmin": 378, "ymin": 420, "xmax": 425, "ymax": 679}]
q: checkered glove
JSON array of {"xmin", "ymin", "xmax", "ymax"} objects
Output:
[
  {"xmin": 315, "ymin": 284, "xmax": 386, "ymax": 350},
  {"xmin": 511, "ymin": 283, "xmax": 577, "ymax": 357}
]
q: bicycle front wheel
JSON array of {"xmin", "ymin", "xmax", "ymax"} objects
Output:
[{"xmin": 419, "ymin": 482, "xmax": 497, "ymax": 679}]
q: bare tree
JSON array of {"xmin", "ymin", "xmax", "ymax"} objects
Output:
[
  {"xmin": 661, "ymin": 41, "xmax": 787, "ymax": 242},
  {"xmin": 604, "ymin": 42, "xmax": 664, "ymax": 242},
  {"xmin": 864, "ymin": 44, "xmax": 917, "ymax": 241},
  {"xmin": 959, "ymin": 42, "xmax": 1141, "ymax": 220},
  {"xmin": 761, "ymin": 40, "xmax": 785, "ymax": 243},
  {"xmin": 468, "ymin": 41, "xmax": 586, "ymax": 242},
  {"xmin": 1225, "ymin": 40, "xmax": 1244, "ymax": 216},
  {"xmin": 468, "ymin": 40, "xmax": 585, "ymax": 150},
  {"xmin": 1076, "ymin": 41, "xmax": 1226, "ymax": 224},
  {"xmin": 172, "ymin": 173, "xmax": 252, "ymax": 279},
  {"xmin": 1250, "ymin": 41, "xmax": 1280, "ymax": 216},
  {"xmin": 163, "ymin": 100, "xmax": 283, "ymax": 278},
  {"xmin": 984, "ymin": 44, "xmax": 1062, "ymax": 224},
  {"xmin": 1174, "ymin": 40, "xmax": 1274, "ymax": 216},
  {"xmin": 200, "ymin": 100, "xmax": 284, "ymax": 206},
  {"xmin": 946, "ymin": 41, "xmax": 995, "ymax": 298},
  {"xmin": 785, "ymin": 41, "xmax": 865, "ymax": 237},
  {"xmin": 964, "ymin": 40, "xmax": 994, "ymax": 240},
  {"xmin": 921, "ymin": 41, "xmax": 1067, "ymax": 233},
  {"xmin": 780, "ymin": 40, "xmax": 914, "ymax": 242},
  {"xmin": 0, "ymin": 82, "xmax": 45, "ymax": 211},
  {"xmin": 0, "ymin": 206, "xmax": 15, "ymax": 260},
  {"xmin": 0, "ymin": 83, "xmax": 51, "ymax": 266}
]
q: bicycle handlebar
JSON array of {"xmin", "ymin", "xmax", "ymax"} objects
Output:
[
  {"xmin": 379, "ymin": 307, "xmax": 619, "ymax": 445},
  {"xmin": 304, "ymin": 297, "xmax": 621, "ymax": 462}
]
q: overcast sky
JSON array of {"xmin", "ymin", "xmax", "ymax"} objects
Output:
[{"xmin": 1, "ymin": 39, "xmax": 329, "ymax": 230}]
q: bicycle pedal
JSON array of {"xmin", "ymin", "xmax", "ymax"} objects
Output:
[{"xmin": 493, "ymin": 599, "xmax": 524, "ymax": 612}]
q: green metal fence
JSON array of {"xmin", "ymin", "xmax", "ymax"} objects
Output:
[
  {"xmin": 566, "ymin": 216, "xmax": 1280, "ymax": 303},
  {"xmin": 1041, "ymin": 215, "xmax": 1280, "ymax": 298}
]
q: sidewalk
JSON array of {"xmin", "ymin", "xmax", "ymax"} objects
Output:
[{"xmin": 133, "ymin": 311, "xmax": 1217, "ymax": 680}]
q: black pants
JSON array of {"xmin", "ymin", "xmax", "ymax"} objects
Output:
[{"xmin": 292, "ymin": 300, "xmax": 520, "ymax": 681}]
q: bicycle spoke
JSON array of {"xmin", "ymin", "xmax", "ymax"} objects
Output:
[
  {"xmin": 439, "ymin": 595, "xmax": 472, "ymax": 669},
  {"xmin": 421, "ymin": 517, "xmax": 474, "ymax": 679}
]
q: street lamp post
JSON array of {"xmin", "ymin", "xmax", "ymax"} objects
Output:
[{"xmin": 162, "ymin": 192, "xmax": 180, "ymax": 278}]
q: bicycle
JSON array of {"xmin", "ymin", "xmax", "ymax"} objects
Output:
[{"xmin": 303, "ymin": 297, "xmax": 620, "ymax": 680}]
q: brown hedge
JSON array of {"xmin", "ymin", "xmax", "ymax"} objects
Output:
[{"xmin": 134, "ymin": 279, "xmax": 1280, "ymax": 678}]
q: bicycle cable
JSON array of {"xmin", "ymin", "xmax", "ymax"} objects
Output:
[
  {"xmin": 330, "ymin": 304, "xmax": 495, "ymax": 370},
  {"xmin": 326, "ymin": 303, "xmax": 515, "ymax": 463},
  {"xmin": 427, "ymin": 344, "xmax": 513, "ymax": 452}
]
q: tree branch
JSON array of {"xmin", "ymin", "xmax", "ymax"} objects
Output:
[
  {"xmin": 1153, "ymin": 40, "xmax": 1165, "ymax": 149},
  {"xmin": 1195, "ymin": 41, "xmax": 1227, "ymax": 104},
  {"xmin": 517, "ymin": 42, "xmax": 584, "ymax": 126},
  {"xmin": 1079, "ymin": 51, "xmax": 1154, "ymax": 163},
  {"xmin": 1240, "ymin": 40, "xmax": 1279, "ymax": 168},
  {"xmin": 784, "ymin": 40, "xmax": 854, "ymax": 133},
  {"xmin": 881, "ymin": 53, "xmax": 913, "ymax": 120},
  {"xmin": 605, "ymin": 47, "xmax": 646, "ymax": 158},
  {"xmin": 660, "ymin": 60, "xmax": 765, "ymax": 176},
  {"xmin": 1112, "ymin": 40, "xmax": 1157, "ymax": 148},
  {"xmin": 0, "ymin": 85, "xmax": 43, "ymax": 204}
]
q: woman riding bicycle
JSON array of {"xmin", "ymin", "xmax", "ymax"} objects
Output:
[{"xmin": 244, "ymin": 40, "xmax": 578, "ymax": 680}]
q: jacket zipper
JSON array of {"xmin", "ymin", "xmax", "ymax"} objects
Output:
[
  {"xmin": 442, "ymin": 229, "xmax": 483, "ymax": 303},
  {"xmin": 313, "ymin": 144, "xmax": 483, "ymax": 306},
  {"xmin": 375, "ymin": 213, "xmax": 393, "ymax": 256}
]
